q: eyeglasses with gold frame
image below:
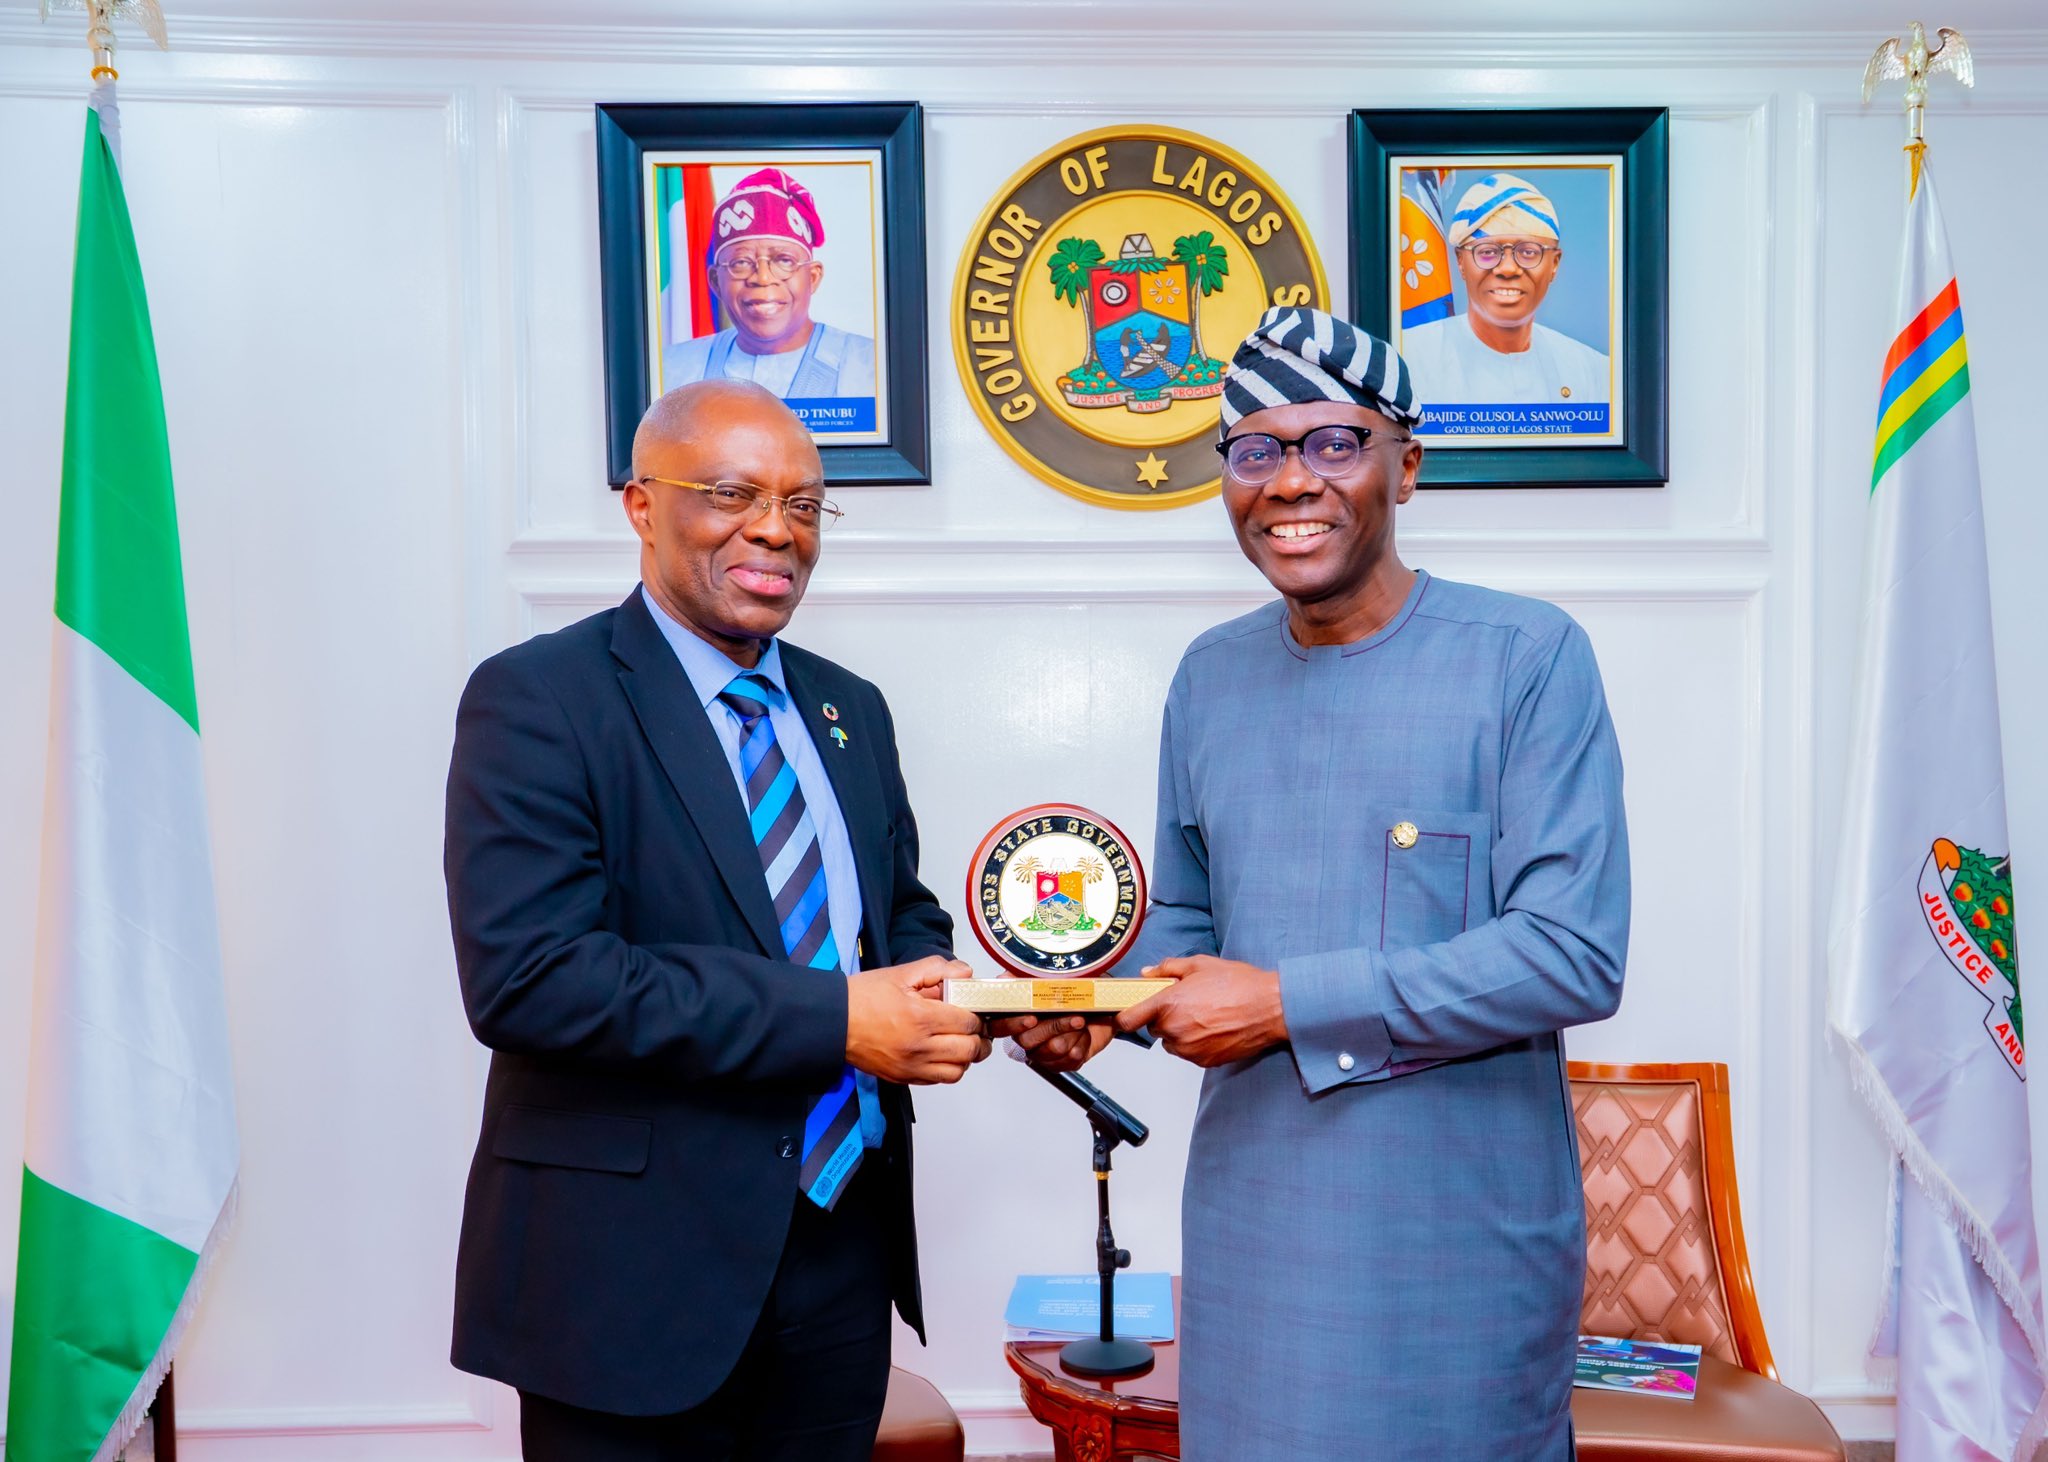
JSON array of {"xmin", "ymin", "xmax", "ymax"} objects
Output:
[{"xmin": 637, "ymin": 477, "xmax": 844, "ymax": 532}]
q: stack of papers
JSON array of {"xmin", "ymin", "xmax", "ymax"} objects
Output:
[
  {"xmin": 1003, "ymin": 1272, "xmax": 1175, "ymax": 1343},
  {"xmin": 1572, "ymin": 1335, "xmax": 1703, "ymax": 1400}
]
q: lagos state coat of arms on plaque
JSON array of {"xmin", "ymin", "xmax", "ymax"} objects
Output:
[
  {"xmin": 943, "ymin": 806, "xmax": 1171, "ymax": 1016},
  {"xmin": 952, "ymin": 126, "xmax": 1328, "ymax": 509}
]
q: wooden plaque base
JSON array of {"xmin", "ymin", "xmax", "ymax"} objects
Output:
[{"xmin": 945, "ymin": 978, "xmax": 1171, "ymax": 1015}]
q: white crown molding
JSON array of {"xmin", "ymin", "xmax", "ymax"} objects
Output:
[
  {"xmin": 0, "ymin": 74, "xmax": 464, "ymax": 107},
  {"xmin": 1815, "ymin": 93, "xmax": 2048, "ymax": 118},
  {"xmin": 506, "ymin": 526, "xmax": 1776, "ymax": 558},
  {"xmin": 516, "ymin": 570, "xmax": 1765, "ymax": 616},
  {"xmin": 494, "ymin": 84, "xmax": 1779, "ymax": 116},
  {"xmin": 3, "ymin": 13, "xmax": 2047, "ymax": 70},
  {"xmin": 490, "ymin": 89, "xmax": 1785, "ymax": 120}
]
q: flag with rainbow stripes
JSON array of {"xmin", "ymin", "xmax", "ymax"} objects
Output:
[
  {"xmin": 1829, "ymin": 161, "xmax": 2046, "ymax": 1460},
  {"xmin": 1871, "ymin": 275, "xmax": 1968, "ymax": 487}
]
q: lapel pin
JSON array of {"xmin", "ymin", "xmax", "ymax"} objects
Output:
[
  {"xmin": 830, "ymin": 727, "xmax": 850, "ymax": 749},
  {"xmin": 822, "ymin": 703, "xmax": 839, "ymax": 721}
]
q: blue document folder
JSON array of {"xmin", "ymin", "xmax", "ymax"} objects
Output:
[{"xmin": 1003, "ymin": 1272, "xmax": 1175, "ymax": 1342}]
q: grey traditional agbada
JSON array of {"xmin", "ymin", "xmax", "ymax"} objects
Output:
[{"xmin": 1126, "ymin": 568, "xmax": 1630, "ymax": 1459}]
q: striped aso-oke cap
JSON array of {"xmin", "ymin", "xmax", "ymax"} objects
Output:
[
  {"xmin": 1446, "ymin": 172, "xmax": 1560, "ymax": 250},
  {"xmin": 1219, "ymin": 306, "xmax": 1420, "ymax": 431}
]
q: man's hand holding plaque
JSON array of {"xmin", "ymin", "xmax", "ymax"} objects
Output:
[
  {"xmin": 1110, "ymin": 955, "xmax": 1288, "ymax": 1067},
  {"xmin": 948, "ymin": 806, "xmax": 1170, "ymax": 1057},
  {"xmin": 846, "ymin": 955, "xmax": 992, "ymax": 1083},
  {"xmin": 1006, "ymin": 1012, "xmax": 1116, "ymax": 1071}
]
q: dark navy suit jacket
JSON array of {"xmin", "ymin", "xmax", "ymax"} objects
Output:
[{"xmin": 444, "ymin": 588, "xmax": 952, "ymax": 1416}]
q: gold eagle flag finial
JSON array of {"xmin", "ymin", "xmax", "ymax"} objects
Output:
[
  {"xmin": 38, "ymin": 0, "xmax": 169, "ymax": 80},
  {"xmin": 1862, "ymin": 21, "xmax": 1976, "ymax": 198}
]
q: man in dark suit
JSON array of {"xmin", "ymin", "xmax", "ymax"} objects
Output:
[{"xmin": 444, "ymin": 380, "xmax": 989, "ymax": 1459}]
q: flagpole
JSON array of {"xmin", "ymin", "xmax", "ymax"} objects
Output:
[
  {"xmin": 85, "ymin": 0, "xmax": 116, "ymax": 80},
  {"xmin": 1861, "ymin": 20, "xmax": 1977, "ymax": 197},
  {"xmin": 65, "ymin": 0, "xmax": 173, "ymax": 1432},
  {"xmin": 77, "ymin": 13, "xmax": 181, "ymax": 1462},
  {"xmin": 153, "ymin": 1370, "xmax": 176, "ymax": 1462}
]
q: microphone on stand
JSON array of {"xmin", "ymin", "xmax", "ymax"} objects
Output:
[
  {"xmin": 1032, "ymin": 1065, "xmax": 1148, "ymax": 1148},
  {"xmin": 1027, "ymin": 1062, "xmax": 1156, "ymax": 1378}
]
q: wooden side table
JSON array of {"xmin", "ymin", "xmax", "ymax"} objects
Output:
[
  {"xmin": 1002, "ymin": 1279, "xmax": 1181, "ymax": 1462},
  {"xmin": 1005, "ymin": 1276, "xmax": 1844, "ymax": 1461}
]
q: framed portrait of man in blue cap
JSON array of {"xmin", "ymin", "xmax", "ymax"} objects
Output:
[
  {"xmin": 1350, "ymin": 109, "xmax": 1668, "ymax": 488},
  {"xmin": 1396, "ymin": 164, "xmax": 1619, "ymax": 440}
]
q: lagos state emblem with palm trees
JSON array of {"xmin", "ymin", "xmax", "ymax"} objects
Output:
[
  {"xmin": 952, "ymin": 126, "xmax": 1327, "ymax": 509},
  {"xmin": 1046, "ymin": 231, "xmax": 1229, "ymax": 414},
  {"xmin": 1011, "ymin": 851, "xmax": 1108, "ymax": 933},
  {"xmin": 966, "ymin": 806, "xmax": 1146, "ymax": 977}
]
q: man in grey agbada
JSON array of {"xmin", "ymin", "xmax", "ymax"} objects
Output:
[{"xmin": 1016, "ymin": 306, "xmax": 1630, "ymax": 1458}]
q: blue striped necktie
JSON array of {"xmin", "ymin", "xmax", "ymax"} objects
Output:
[{"xmin": 719, "ymin": 673, "xmax": 882, "ymax": 1210}]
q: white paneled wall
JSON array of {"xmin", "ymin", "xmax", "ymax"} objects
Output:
[{"xmin": 2, "ymin": 12, "xmax": 2046, "ymax": 1455}]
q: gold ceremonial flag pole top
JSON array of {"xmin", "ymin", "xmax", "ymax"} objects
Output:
[
  {"xmin": 1862, "ymin": 20, "xmax": 1975, "ymax": 199},
  {"xmin": 39, "ymin": 0, "xmax": 169, "ymax": 79}
]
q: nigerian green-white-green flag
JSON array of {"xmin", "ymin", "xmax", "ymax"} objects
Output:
[{"xmin": 6, "ymin": 81, "xmax": 238, "ymax": 1462}]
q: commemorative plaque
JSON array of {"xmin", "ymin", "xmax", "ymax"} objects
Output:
[{"xmin": 948, "ymin": 804, "xmax": 1169, "ymax": 1015}]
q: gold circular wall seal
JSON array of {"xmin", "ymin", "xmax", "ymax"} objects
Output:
[{"xmin": 951, "ymin": 126, "xmax": 1329, "ymax": 510}]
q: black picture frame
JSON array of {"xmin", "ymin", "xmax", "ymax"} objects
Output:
[
  {"xmin": 1349, "ymin": 108, "xmax": 1669, "ymax": 488},
  {"xmin": 595, "ymin": 101, "xmax": 931, "ymax": 487}
]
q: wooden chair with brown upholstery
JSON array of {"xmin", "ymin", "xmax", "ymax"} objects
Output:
[
  {"xmin": 872, "ymin": 1366, "xmax": 964, "ymax": 1462},
  {"xmin": 1569, "ymin": 1061, "xmax": 1844, "ymax": 1461}
]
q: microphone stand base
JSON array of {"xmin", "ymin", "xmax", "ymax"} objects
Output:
[{"xmin": 1057, "ymin": 1336, "xmax": 1156, "ymax": 1379}]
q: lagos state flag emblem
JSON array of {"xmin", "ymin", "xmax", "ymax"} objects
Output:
[{"xmin": 1920, "ymin": 836, "xmax": 2024, "ymax": 1077}]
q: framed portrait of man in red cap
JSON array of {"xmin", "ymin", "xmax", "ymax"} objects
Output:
[
  {"xmin": 596, "ymin": 103, "xmax": 930, "ymax": 485},
  {"xmin": 654, "ymin": 162, "xmax": 883, "ymax": 428}
]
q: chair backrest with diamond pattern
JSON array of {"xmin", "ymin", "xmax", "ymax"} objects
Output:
[{"xmin": 1569, "ymin": 1061, "xmax": 1776, "ymax": 1380}]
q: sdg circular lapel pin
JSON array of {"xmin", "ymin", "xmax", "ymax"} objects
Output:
[{"xmin": 951, "ymin": 126, "xmax": 1328, "ymax": 510}]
